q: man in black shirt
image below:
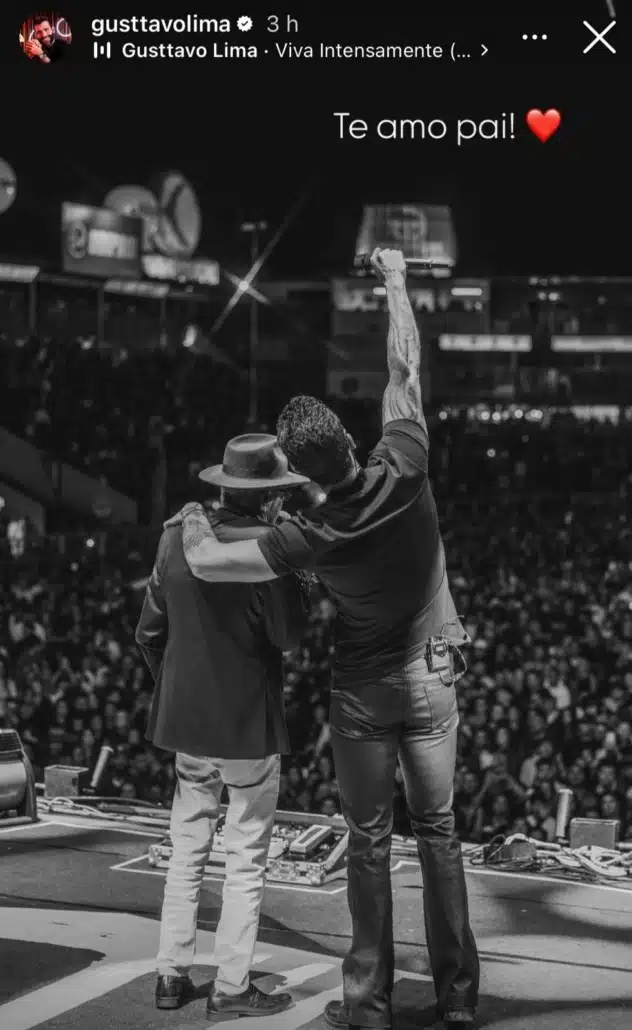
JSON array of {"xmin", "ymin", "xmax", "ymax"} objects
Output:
[
  {"xmin": 168, "ymin": 248, "xmax": 480, "ymax": 1029},
  {"xmin": 24, "ymin": 15, "xmax": 68, "ymax": 64}
]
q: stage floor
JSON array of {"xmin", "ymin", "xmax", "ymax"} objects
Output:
[{"xmin": 1, "ymin": 814, "xmax": 631, "ymax": 1029}]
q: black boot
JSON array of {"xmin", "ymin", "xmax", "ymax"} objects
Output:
[{"xmin": 324, "ymin": 999, "xmax": 392, "ymax": 1029}]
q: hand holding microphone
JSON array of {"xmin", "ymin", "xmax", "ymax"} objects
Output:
[
  {"xmin": 354, "ymin": 248, "xmax": 435, "ymax": 276},
  {"xmin": 364, "ymin": 247, "xmax": 407, "ymax": 282}
]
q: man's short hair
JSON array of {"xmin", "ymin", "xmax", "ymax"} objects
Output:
[
  {"xmin": 33, "ymin": 14, "xmax": 51, "ymax": 27},
  {"xmin": 276, "ymin": 395, "xmax": 351, "ymax": 486}
]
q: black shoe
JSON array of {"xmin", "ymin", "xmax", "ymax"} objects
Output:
[
  {"xmin": 207, "ymin": 982, "xmax": 292, "ymax": 1020},
  {"xmin": 443, "ymin": 1009, "xmax": 476, "ymax": 1029},
  {"xmin": 155, "ymin": 974, "xmax": 194, "ymax": 1009},
  {"xmin": 324, "ymin": 999, "xmax": 392, "ymax": 1029}
]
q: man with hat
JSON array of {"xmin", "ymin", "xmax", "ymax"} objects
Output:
[{"xmin": 135, "ymin": 434, "xmax": 310, "ymax": 1019}]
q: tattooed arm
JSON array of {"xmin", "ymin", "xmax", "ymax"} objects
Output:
[
  {"xmin": 369, "ymin": 247, "xmax": 426, "ymax": 432},
  {"xmin": 173, "ymin": 504, "xmax": 278, "ymax": 583}
]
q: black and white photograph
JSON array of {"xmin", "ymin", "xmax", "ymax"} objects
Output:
[{"xmin": 0, "ymin": 5, "xmax": 630, "ymax": 1030}]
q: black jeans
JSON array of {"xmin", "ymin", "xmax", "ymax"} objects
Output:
[{"xmin": 330, "ymin": 642, "xmax": 480, "ymax": 1028}]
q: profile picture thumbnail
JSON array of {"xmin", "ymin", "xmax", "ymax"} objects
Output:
[{"xmin": 19, "ymin": 12, "xmax": 71, "ymax": 63}]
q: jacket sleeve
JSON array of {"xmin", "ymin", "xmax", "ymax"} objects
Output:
[
  {"xmin": 135, "ymin": 536, "xmax": 168, "ymax": 681},
  {"xmin": 258, "ymin": 571, "xmax": 311, "ymax": 653}
]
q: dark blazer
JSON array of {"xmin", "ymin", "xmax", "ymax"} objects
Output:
[{"xmin": 135, "ymin": 507, "xmax": 310, "ymax": 759}]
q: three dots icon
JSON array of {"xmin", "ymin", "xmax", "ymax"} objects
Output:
[{"xmin": 523, "ymin": 33, "xmax": 547, "ymax": 40}]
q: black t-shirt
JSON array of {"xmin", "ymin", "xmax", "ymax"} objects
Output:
[{"xmin": 258, "ymin": 419, "xmax": 466, "ymax": 686}]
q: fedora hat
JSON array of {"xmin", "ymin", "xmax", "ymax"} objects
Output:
[{"xmin": 199, "ymin": 434, "xmax": 310, "ymax": 490}]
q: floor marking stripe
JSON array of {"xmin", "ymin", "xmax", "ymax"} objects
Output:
[
  {"xmin": 0, "ymin": 821, "xmax": 49, "ymax": 835},
  {"xmin": 42, "ymin": 818, "xmax": 164, "ymax": 838},
  {"xmin": 0, "ymin": 818, "xmax": 163, "ymax": 839}
]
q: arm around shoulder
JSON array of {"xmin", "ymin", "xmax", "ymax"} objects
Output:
[{"xmin": 181, "ymin": 506, "xmax": 278, "ymax": 583}]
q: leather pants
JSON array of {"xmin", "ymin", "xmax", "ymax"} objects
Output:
[{"xmin": 330, "ymin": 641, "xmax": 479, "ymax": 1027}]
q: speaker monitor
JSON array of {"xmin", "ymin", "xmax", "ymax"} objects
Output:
[
  {"xmin": 569, "ymin": 818, "xmax": 620, "ymax": 851},
  {"xmin": 44, "ymin": 764, "xmax": 90, "ymax": 799}
]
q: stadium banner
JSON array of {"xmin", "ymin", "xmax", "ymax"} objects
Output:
[
  {"xmin": 551, "ymin": 336, "xmax": 632, "ymax": 353},
  {"xmin": 61, "ymin": 203, "xmax": 142, "ymax": 278},
  {"xmin": 0, "ymin": 427, "xmax": 137, "ymax": 524},
  {"xmin": 103, "ymin": 174, "xmax": 219, "ymax": 287},
  {"xmin": 141, "ymin": 253, "xmax": 219, "ymax": 286},
  {"xmin": 439, "ymin": 334, "xmax": 532, "ymax": 352},
  {"xmin": 356, "ymin": 204, "xmax": 457, "ymax": 268}
]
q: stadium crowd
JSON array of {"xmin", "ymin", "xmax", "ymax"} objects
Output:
[{"xmin": 1, "ymin": 455, "xmax": 631, "ymax": 841}]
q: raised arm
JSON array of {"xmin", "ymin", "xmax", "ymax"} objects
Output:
[
  {"xmin": 169, "ymin": 503, "xmax": 278, "ymax": 583},
  {"xmin": 370, "ymin": 247, "xmax": 426, "ymax": 432}
]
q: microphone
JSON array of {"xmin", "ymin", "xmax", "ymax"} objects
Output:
[
  {"xmin": 89, "ymin": 745, "xmax": 114, "ymax": 792},
  {"xmin": 354, "ymin": 253, "xmax": 436, "ymax": 273},
  {"xmin": 555, "ymin": 787, "xmax": 573, "ymax": 844}
]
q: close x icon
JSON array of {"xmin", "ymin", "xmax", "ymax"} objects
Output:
[{"xmin": 582, "ymin": 19, "xmax": 616, "ymax": 54}]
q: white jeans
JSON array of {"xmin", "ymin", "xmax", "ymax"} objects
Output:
[{"xmin": 157, "ymin": 751, "xmax": 281, "ymax": 994}]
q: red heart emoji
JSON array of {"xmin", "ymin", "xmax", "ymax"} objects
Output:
[{"xmin": 526, "ymin": 109, "xmax": 561, "ymax": 143}]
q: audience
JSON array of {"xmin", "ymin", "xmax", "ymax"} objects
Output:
[{"xmin": 1, "ymin": 467, "xmax": 630, "ymax": 841}]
